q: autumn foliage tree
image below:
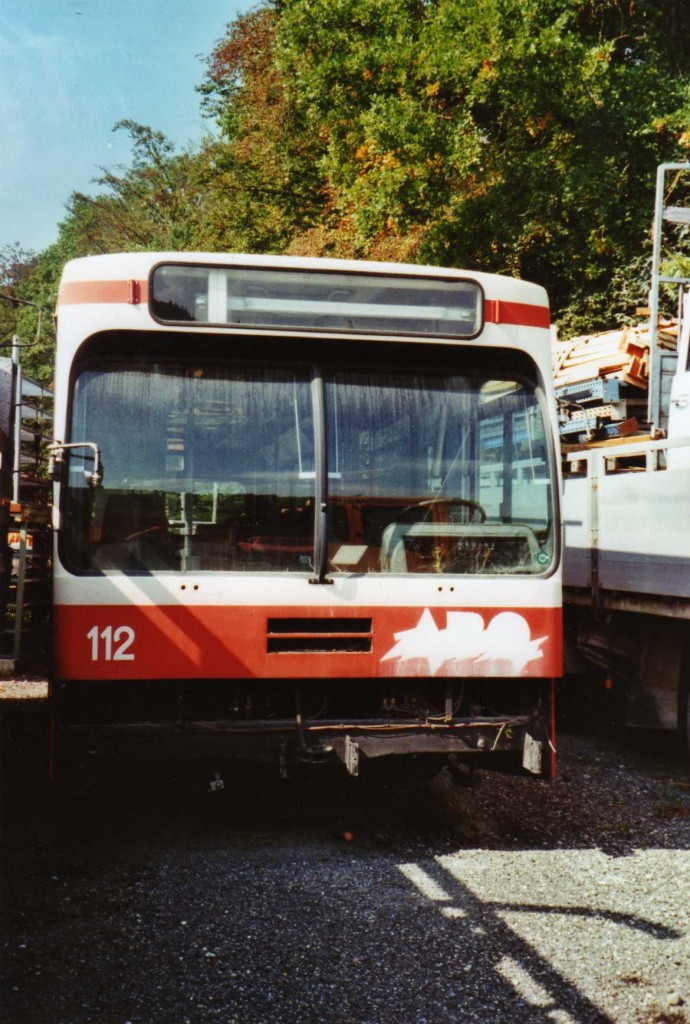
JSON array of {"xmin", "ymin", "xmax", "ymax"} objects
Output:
[
  {"xmin": 196, "ymin": 5, "xmax": 326, "ymax": 253},
  {"xmin": 268, "ymin": 0, "xmax": 690, "ymax": 329},
  {"xmin": 12, "ymin": 0, "xmax": 690, "ymax": 374}
]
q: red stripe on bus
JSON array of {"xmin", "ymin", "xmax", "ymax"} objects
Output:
[
  {"xmin": 53, "ymin": 604, "xmax": 563, "ymax": 681},
  {"xmin": 484, "ymin": 299, "xmax": 550, "ymax": 329},
  {"xmin": 58, "ymin": 281, "xmax": 550, "ymax": 329},
  {"xmin": 58, "ymin": 280, "xmax": 149, "ymax": 305}
]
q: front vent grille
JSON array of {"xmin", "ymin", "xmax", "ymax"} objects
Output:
[{"xmin": 267, "ymin": 617, "xmax": 372, "ymax": 654}]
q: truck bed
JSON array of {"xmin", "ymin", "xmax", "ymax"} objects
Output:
[{"xmin": 563, "ymin": 436, "xmax": 690, "ymax": 612}]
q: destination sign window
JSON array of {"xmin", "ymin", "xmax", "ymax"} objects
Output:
[{"xmin": 150, "ymin": 263, "xmax": 482, "ymax": 338}]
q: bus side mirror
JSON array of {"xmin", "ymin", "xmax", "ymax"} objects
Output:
[{"xmin": 84, "ymin": 465, "xmax": 103, "ymax": 489}]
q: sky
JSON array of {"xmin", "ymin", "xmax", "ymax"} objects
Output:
[{"xmin": 1, "ymin": 0, "xmax": 255, "ymax": 254}]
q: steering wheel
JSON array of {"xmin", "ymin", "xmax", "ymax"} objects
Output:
[
  {"xmin": 406, "ymin": 496, "xmax": 487, "ymax": 523},
  {"xmin": 125, "ymin": 524, "xmax": 167, "ymax": 542}
]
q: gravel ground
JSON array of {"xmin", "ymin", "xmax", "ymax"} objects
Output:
[{"xmin": 0, "ymin": 703, "xmax": 688, "ymax": 1024}]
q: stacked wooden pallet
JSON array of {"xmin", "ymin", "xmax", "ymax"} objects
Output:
[{"xmin": 554, "ymin": 318, "xmax": 679, "ymax": 445}]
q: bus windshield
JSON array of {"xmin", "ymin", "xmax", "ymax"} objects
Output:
[{"xmin": 62, "ymin": 351, "xmax": 555, "ymax": 576}]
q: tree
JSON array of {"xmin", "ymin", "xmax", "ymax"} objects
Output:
[
  {"xmin": 0, "ymin": 245, "xmax": 50, "ymax": 385},
  {"xmin": 197, "ymin": 5, "xmax": 326, "ymax": 253},
  {"xmin": 271, "ymin": 0, "xmax": 690, "ymax": 328},
  {"xmin": 61, "ymin": 121, "xmax": 206, "ymax": 253},
  {"xmin": 16, "ymin": 0, "xmax": 690, "ymax": 375}
]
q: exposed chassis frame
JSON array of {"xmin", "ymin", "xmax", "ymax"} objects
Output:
[{"xmin": 53, "ymin": 705, "xmax": 555, "ymax": 778}]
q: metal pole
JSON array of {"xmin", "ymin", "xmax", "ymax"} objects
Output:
[
  {"xmin": 648, "ymin": 162, "xmax": 690, "ymax": 431},
  {"xmin": 648, "ymin": 164, "xmax": 666, "ymax": 431},
  {"xmin": 11, "ymin": 334, "xmax": 21, "ymax": 505},
  {"xmin": 12, "ymin": 520, "xmax": 27, "ymax": 661}
]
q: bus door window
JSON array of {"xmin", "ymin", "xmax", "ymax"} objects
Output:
[{"xmin": 475, "ymin": 382, "xmax": 554, "ymax": 573}]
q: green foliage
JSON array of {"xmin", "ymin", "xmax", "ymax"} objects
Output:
[
  {"xmin": 0, "ymin": 245, "xmax": 52, "ymax": 386},
  {"xmin": 13, "ymin": 0, "xmax": 690, "ymax": 386},
  {"xmin": 197, "ymin": 6, "xmax": 327, "ymax": 253},
  {"xmin": 0, "ymin": 244, "xmax": 37, "ymax": 349},
  {"xmin": 64, "ymin": 121, "xmax": 207, "ymax": 252},
  {"xmin": 272, "ymin": 0, "xmax": 690, "ymax": 329}
]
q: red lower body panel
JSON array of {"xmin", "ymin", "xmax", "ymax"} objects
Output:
[{"xmin": 53, "ymin": 604, "xmax": 562, "ymax": 681}]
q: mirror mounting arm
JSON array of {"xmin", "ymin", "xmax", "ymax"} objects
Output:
[{"xmin": 48, "ymin": 441, "xmax": 104, "ymax": 488}]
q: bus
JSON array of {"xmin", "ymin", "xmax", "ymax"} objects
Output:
[{"xmin": 49, "ymin": 253, "xmax": 561, "ymax": 779}]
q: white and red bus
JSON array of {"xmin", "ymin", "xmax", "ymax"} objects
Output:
[{"xmin": 50, "ymin": 253, "xmax": 561, "ymax": 778}]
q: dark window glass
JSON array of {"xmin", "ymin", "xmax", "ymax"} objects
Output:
[
  {"xmin": 64, "ymin": 365, "xmax": 315, "ymax": 573},
  {"xmin": 324, "ymin": 373, "xmax": 553, "ymax": 575},
  {"xmin": 150, "ymin": 264, "xmax": 481, "ymax": 338},
  {"xmin": 64, "ymin": 358, "xmax": 553, "ymax": 575}
]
